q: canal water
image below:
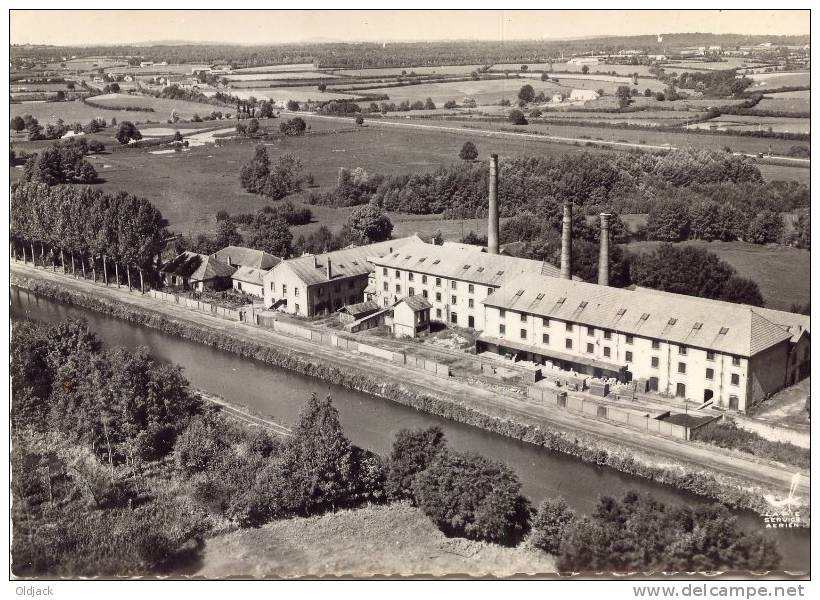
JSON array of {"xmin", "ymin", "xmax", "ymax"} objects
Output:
[{"xmin": 10, "ymin": 286, "xmax": 809, "ymax": 571}]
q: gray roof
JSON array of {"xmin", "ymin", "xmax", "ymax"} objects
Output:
[
  {"xmin": 482, "ymin": 274, "xmax": 793, "ymax": 357},
  {"xmin": 231, "ymin": 265, "xmax": 266, "ymax": 286},
  {"xmin": 211, "ymin": 246, "xmax": 280, "ymax": 270},
  {"xmin": 340, "ymin": 300, "xmax": 380, "ymax": 317},
  {"xmin": 161, "ymin": 252, "xmax": 235, "ymax": 282},
  {"xmin": 400, "ymin": 295, "xmax": 433, "ymax": 312},
  {"xmin": 369, "ymin": 243, "xmax": 557, "ymax": 287},
  {"xmin": 269, "ymin": 236, "xmax": 426, "ymax": 287}
]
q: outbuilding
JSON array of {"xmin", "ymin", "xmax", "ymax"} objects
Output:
[
  {"xmin": 391, "ymin": 295, "xmax": 432, "ymax": 338},
  {"xmin": 160, "ymin": 251, "xmax": 235, "ymax": 292}
]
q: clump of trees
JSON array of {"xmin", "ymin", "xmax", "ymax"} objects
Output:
[
  {"xmin": 345, "ymin": 204, "xmax": 393, "ymax": 244},
  {"xmin": 280, "ymin": 116, "xmax": 307, "ymax": 136},
  {"xmin": 115, "ymin": 121, "xmax": 142, "ymax": 145},
  {"xmin": 459, "ymin": 141, "xmax": 478, "ymax": 161},
  {"xmin": 22, "ymin": 140, "xmax": 98, "ymax": 185},
  {"xmin": 239, "ymin": 145, "xmax": 308, "ymax": 201}
]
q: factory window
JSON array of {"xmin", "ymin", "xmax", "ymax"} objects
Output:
[
  {"xmin": 383, "ymin": 282, "xmax": 388, "ymax": 291},
  {"xmin": 422, "ymin": 290, "xmax": 428, "ymax": 299},
  {"xmin": 294, "ymin": 288, "xmax": 300, "ymax": 297},
  {"xmin": 678, "ymin": 362, "xmax": 686, "ymax": 374},
  {"xmin": 625, "ymin": 335, "xmax": 634, "ymax": 344},
  {"xmin": 395, "ymin": 270, "xmax": 400, "ymax": 278},
  {"xmin": 468, "ymin": 298, "xmax": 474, "ymax": 308},
  {"xmin": 295, "ymin": 304, "xmax": 300, "ymax": 314},
  {"xmin": 451, "ymin": 295, "xmax": 457, "ymax": 304},
  {"xmin": 382, "ymin": 268, "xmax": 387, "ymax": 276},
  {"xmin": 435, "ymin": 278, "xmax": 441, "ymax": 287},
  {"xmin": 395, "ymin": 284, "xmax": 401, "ymax": 293},
  {"xmin": 270, "ymin": 282, "xmax": 275, "ymax": 291},
  {"xmin": 499, "ymin": 309, "xmax": 506, "ymax": 318},
  {"xmin": 408, "ymin": 273, "xmax": 414, "ymax": 282},
  {"xmin": 586, "ymin": 343, "xmax": 594, "ymax": 354},
  {"xmin": 451, "ymin": 312, "xmax": 458, "ymax": 325},
  {"xmin": 625, "ymin": 351, "xmax": 633, "ymax": 362},
  {"xmin": 468, "ymin": 284, "xmax": 474, "ymax": 294},
  {"xmin": 236, "ymin": 282, "xmax": 242, "ymax": 291},
  {"xmin": 731, "ymin": 373, "xmax": 740, "ymax": 386},
  {"xmin": 520, "ymin": 329, "xmax": 527, "ymax": 340},
  {"xmin": 451, "ymin": 281, "xmax": 457, "ymax": 290},
  {"xmin": 603, "ymin": 330, "xmax": 612, "ymax": 340},
  {"xmin": 422, "ymin": 275, "xmax": 428, "ymax": 284},
  {"xmin": 587, "ymin": 326, "xmax": 595, "ymax": 336},
  {"xmin": 707, "ymin": 351, "xmax": 715, "ymax": 361},
  {"xmin": 651, "ymin": 357, "xmax": 659, "ymax": 368},
  {"xmin": 603, "ymin": 347, "xmax": 611, "ymax": 358},
  {"xmin": 409, "ymin": 287, "xmax": 415, "ymax": 296},
  {"xmin": 542, "ymin": 333, "xmax": 550, "ymax": 345},
  {"xmin": 679, "ymin": 345, "xmax": 687, "ymax": 356},
  {"xmin": 542, "ymin": 317, "xmax": 550, "ymax": 327},
  {"xmin": 521, "ymin": 313, "xmax": 527, "ymax": 322},
  {"xmin": 384, "ymin": 298, "xmax": 389, "ymax": 307},
  {"xmin": 436, "ymin": 308, "xmax": 442, "ymax": 318},
  {"xmin": 651, "ymin": 340, "xmax": 660, "ymax": 350},
  {"xmin": 566, "ymin": 323, "xmax": 574, "ymax": 332},
  {"xmin": 706, "ymin": 368, "xmax": 714, "ymax": 380},
  {"xmin": 565, "ymin": 338, "xmax": 573, "ymax": 350},
  {"xmin": 487, "ymin": 287, "xmax": 493, "ymax": 295},
  {"xmin": 732, "ymin": 356, "xmax": 741, "ymax": 366},
  {"xmin": 499, "ymin": 324, "xmax": 506, "ymax": 335},
  {"xmin": 282, "ymin": 284, "xmax": 287, "ymax": 295},
  {"xmin": 675, "ymin": 383, "xmax": 686, "ymax": 398},
  {"xmin": 435, "ymin": 292, "xmax": 442, "ymax": 302}
]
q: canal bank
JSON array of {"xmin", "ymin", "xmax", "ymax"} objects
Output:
[
  {"xmin": 9, "ymin": 267, "xmax": 808, "ymax": 513},
  {"xmin": 10, "ymin": 278, "xmax": 810, "ymax": 572}
]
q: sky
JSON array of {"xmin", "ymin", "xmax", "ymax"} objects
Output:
[{"xmin": 10, "ymin": 9, "xmax": 810, "ymax": 46}]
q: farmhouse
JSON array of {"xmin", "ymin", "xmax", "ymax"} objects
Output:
[
  {"xmin": 160, "ymin": 251, "xmax": 235, "ymax": 291},
  {"xmin": 570, "ymin": 89, "xmax": 600, "ymax": 102},
  {"xmin": 211, "ymin": 245, "xmax": 280, "ymax": 270},
  {"xmin": 261, "ymin": 235, "xmax": 425, "ymax": 316}
]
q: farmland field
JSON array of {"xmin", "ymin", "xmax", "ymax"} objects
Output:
[
  {"xmin": 492, "ymin": 63, "xmax": 655, "ymax": 77},
  {"xmin": 747, "ymin": 71, "xmax": 810, "ymax": 90},
  {"xmin": 48, "ymin": 57, "xmax": 127, "ymax": 70},
  {"xmin": 623, "ymin": 240, "xmax": 810, "ymax": 311},
  {"xmin": 687, "ymin": 115, "xmax": 809, "ymax": 135},
  {"xmin": 755, "ymin": 97, "xmax": 810, "ymax": 114},
  {"xmin": 546, "ymin": 75, "xmax": 666, "ymax": 93},
  {"xmin": 233, "ymin": 63, "xmax": 318, "ymax": 73},
  {"xmin": 765, "ymin": 89, "xmax": 811, "ymax": 99},
  {"xmin": 338, "ymin": 79, "xmax": 566, "ymax": 105},
  {"xmin": 10, "ymin": 97, "xmax": 212, "ymax": 126},
  {"xmin": 664, "ymin": 59, "xmax": 768, "ymax": 71},
  {"xmin": 333, "ymin": 65, "xmax": 485, "ymax": 77},
  {"xmin": 205, "ymin": 87, "xmax": 357, "ymax": 103},
  {"xmin": 225, "ymin": 72, "xmax": 342, "ymax": 81}
]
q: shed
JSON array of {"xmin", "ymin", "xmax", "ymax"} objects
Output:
[
  {"xmin": 339, "ymin": 300, "xmax": 380, "ymax": 324},
  {"xmin": 392, "ymin": 295, "xmax": 432, "ymax": 338}
]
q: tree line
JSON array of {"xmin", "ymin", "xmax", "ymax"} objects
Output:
[{"xmin": 10, "ymin": 182, "xmax": 168, "ymax": 291}]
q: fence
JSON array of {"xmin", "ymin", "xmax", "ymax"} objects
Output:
[
  {"xmin": 527, "ymin": 384, "xmax": 691, "ymax": 441},
  {"xmin": 732, "ymin": 414, "xmax": 810, "ymax": 449}
]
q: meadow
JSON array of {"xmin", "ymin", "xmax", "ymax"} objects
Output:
[
  {"xmin": 206, "ymin": 87, "xmax": 357, "ymax": 103},
  {"xmin": 688, "ymin": 115, "xmax": 810, "ymax": 135},
  {"xmin": 764, "ymin": 89, "xmax": 810, "ymax": 99},
  {"xmin": 747, "ymin": 71, "xmax": 810, "ymax": 91},
  {"xmin": 623, "ymin": 240, "xmax": 810, "ymax": 311},
  {"xmin": 225, "ymin": 72, "xmax": 343, "ymax": 81},
  {"xmin": 340, "ymin": 79, "xmax": 567, "ymax": 105},
  {"xmin": 754, "ymin": 97, "xmax": 810, "ymax": 114},
  {"xmin": 333, "ymin": 65, "xmax": 485, "ymax": 77},
  {"xmin": 492, "ymin": 63, "xmax": 656, "ymax": 77},
  {"xmin": 233, "ymin": 63, "xmax": 318, "ymax": 73}
]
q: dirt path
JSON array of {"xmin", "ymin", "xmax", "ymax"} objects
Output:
[{"xmin": 11, "ymin": 262, "xmax": 808, "ymax": 500}]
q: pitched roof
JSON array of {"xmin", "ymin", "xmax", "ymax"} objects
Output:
[
  {"xmin": 340, "ymin": 300, "xmax": 380, "ymax": 317},
  {"xmin": 231, "ymin": 265, "xmax": 266, "ymax": 286},
  {"xmin": 482, "ymin": 274, "xmax": 793, "ymax": 357},
  {"xmin": 400, "ymin": 295, "xmax": 433, "ymax": 312},
  {"xmin": 161, "ymin": 252, "xmax": 235, "ymax": 282},
  {"xmin": 269, "ymin": 236, "xmax": 426, "ymax": 287},
  {"xmin": 211, "ymin": 246, "xmax": 280, "ymax": 270},
  {"xmin": 369, "ymin": 243, "xmax": 558, "ymax": 287}
]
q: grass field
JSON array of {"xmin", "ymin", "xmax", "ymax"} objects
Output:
[
  {"xmin": 233, "ymin": 63, "xmax": 318, "ymax": 73},
  {"xmin": 755, "ymin": 97, "xmax": 811, "ymax": 114},
  {"xmin": 10, "ymin": 94, "xmax": 224, "ymax": 125},
  {"xmin": 765, "ymin": 90, "xmax": 811, "ymax": 99},
  {"xmin": 345, "ymin": 79, "xmax": 567, "ymax": 106},
  {"xmin": 747, "ymin": 71, "xmax": 810, "ymax": 91},
  {"xmin": 190, "ymin": 502, "xmax": 555, "ymax": 578},
  {"xmin": 688, "ymin": 115, "xmax": 810, "ymax": 135},
  {"xmin": 623, "ymin": 240, "xmax": 810, "ymax": 311},
  {"xmin": 334, "ymin": 65, "xmax": 485, "ymax": 77},
  {"xmin": 492, "ymin": 63, "xmax": 656, "ymax": 77},
  {"xmin": 225, "ymin": 72, "xmax": 342, "ymax": 81},
  {"xmin": 206, "ymin": 86, "xmax": 357, "ymax": 103}
]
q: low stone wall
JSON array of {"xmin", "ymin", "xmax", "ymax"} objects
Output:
[
  {"xmin": 528, "ymin": 384, "xmax": 691, "ymax": 441},
  {"xmin": 733, "ymin": 415, "xmax": 810, "ymax": 449}
]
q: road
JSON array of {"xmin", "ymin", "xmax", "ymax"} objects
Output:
[
  {"xmin": 282, "ymin": 110, "xmax": 811, "ymax": 165},
  {"xmin": 11, "ymin": 261, "xmax": 809, "ymax": 500}
]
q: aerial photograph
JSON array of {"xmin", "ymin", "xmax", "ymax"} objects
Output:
[{"xmin": 6, "ymin": 7, "xmax": 813, "ymax": 594}]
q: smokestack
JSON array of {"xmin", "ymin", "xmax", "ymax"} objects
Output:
[
  {"xmin": 560, "ymin": 201, "xmax": 572, "ymax": 280},
  {"xmin": 598, "ymin": 213, "xmax": 612, "ymax": 286},
  {"xmin": 488, "ymin": 154, "xmax": 499, "ymax": 255},
  {"xmin": 326, "ymin": 256, "xmax": 332, "ymax": 280}
]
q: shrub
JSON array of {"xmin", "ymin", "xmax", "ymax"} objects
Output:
[
  {"xmin": 386, "ymin": 426, "xmax": 447, "ymax": 501},
  {"xmin": 508, "ymin": 109, "xmax": 527, "ymax": 125},
  {"xmin": 529, "ymin": 497, "xmax": 576, "ymax": 555}
]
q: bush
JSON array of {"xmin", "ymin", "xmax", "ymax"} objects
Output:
[
  {"xmin": 691, "ymin": 420, "xmax": 809, "ymax": 469},
  {"xmin": 386, "ymin": 426, "xmax": 447, "ymax": 501},
  {"xmin": 412, "ymin": 450, "xmax": 531, "ymax": 545},
  {"xmin": 529, "ymin": 497, "xmax": 576, "ymax": 555}
]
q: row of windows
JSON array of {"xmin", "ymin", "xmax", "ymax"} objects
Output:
[
  {"xmin": 274, "ymin": 279, "xmax": 357, "ymax": 296},
  {"xmin": 382, "ymin": 268, "xmax": 492, "ymax": 295}
]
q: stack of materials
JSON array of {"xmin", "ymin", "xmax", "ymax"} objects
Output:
[{"xmin": 588, "ymin": 381, "xmax": 610, "ymax": 398}]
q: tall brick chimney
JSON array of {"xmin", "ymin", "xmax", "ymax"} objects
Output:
[
  {"xmin": 598, "ymin": 213, "xmax": 612, "ymax": 286},
  {"xmin": 560, "ymin": 201, "xmax": 572, "ymax": 280},
  {"xmin": 488, "ymin": 154, "xmax": 499, "ymax": 255},
  {"xmin": 326, "ymin": 256, "xmax": 332, "ymax": 280}
]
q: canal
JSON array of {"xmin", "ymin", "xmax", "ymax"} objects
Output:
[{"xmin": 10, "ymin": 286, "xmax": 809, "ymax": 570}]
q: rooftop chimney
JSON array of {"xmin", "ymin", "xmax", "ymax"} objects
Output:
[
  {"xmin": 560, "ymin": 201, "xmax": 572, "ymax": 280},
  {"xmin": 598, "ymin": 213, "xmax": 612, "ymax": 286},
  {"xmin": 488, "ymin": 154, "xmax": 499, "ymax": 255},
  {"xmin": 326, "ymin": 256, "xmax": 332, "ymax": 280}
]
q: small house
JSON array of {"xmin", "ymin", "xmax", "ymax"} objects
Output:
[
  {"xmin": 570, "ymin": 89, "xmax": 600, "ymax": 102},
  {"xmin": 339, "ymin": 300, "xmax": 381, "ymax": 324},
  {"xmin": 211, "ymin": 246, "xmax": 280, "ymax": 270},
  {"xmin": 231, "ymin": 266, "xmax": 267, "ymax": 298},
  {"xmin": 551, "ymin": 93, "xmax": 564, "ymax": 103},
  {"xmin": 391, "ymin": 295, "xmax": 432, "ymax": 338},
  {"xmin": 160, "ymin": 251, "xmax": 235, "ymax": 292}
]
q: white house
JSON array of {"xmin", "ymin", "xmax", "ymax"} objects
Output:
[
  {"xmin": 391, "ymin": 295, "xmax": 432, "ymax": 338},
  {"xmin": 570, "ymin": 89, "xmax": 600, "ymax": 102}
]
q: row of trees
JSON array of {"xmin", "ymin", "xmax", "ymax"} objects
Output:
[{"xmin": 10, "ymin": 182, "xmax": 168, "ymax": 291}]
